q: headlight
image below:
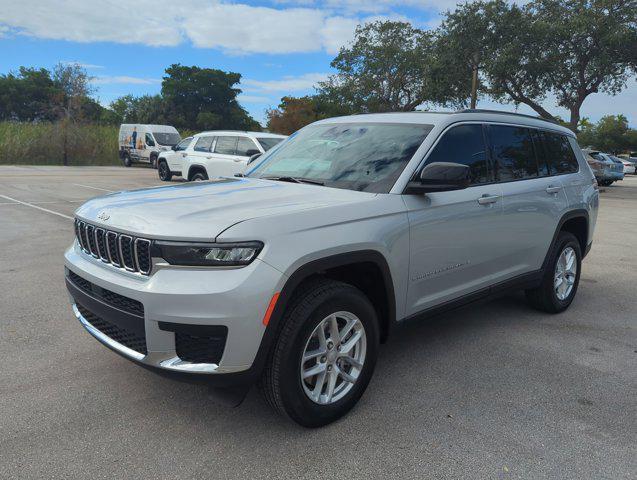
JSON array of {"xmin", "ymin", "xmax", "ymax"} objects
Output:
[{"xmin": 155, "ymin": 241, "xmax": 263, "ymax": 266}]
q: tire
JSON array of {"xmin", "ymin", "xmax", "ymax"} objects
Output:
[
  {"xmin": 260, "ymin": 278, "xmax": 379, "ymax": 428},
  {"xmin": 122, "ymin": 152, "xmax": 132, "ymax": 168},
  {"xmin": 150, "ymin": 154, "xmax": 158, "ymax": 169},
  {"xmin": 525, "ymin": 231, "xmax": 582, "ymax": 313},
  {"xmin": 158, "ymin": 160, "xmax": 172, "ymax": 182},
  {"xmin": 191, "ymin": 171, "xmax": 208, "ymax": 181}
]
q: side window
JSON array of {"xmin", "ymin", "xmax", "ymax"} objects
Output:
[
  {"xmin": 236, "ymin": 137, "xmax": 259, "ymax": 156},
  {"xmin": 488, "ymin": 125, "xmax": 538, "ymax": 182},
  {"xmin": 194, "ymin": 136, "xmax": 214, "ymax": 152},
  {"xmin": 145, "ymin": 133, "xmax": 155, "ymax": 147},
  {"xmin": 543, "ymin": 132, "xmax": 579, "ymax": 174},
  {"xmin": 531, "ymin": 130, "xmax": 551, "ymax": 176},
  {"xmin": 425, "ymin": 124, "xmax": 489, "ymax": 185},
  {"xmin": 214, "ymin": 136, "xmax": 238, "ymax": 155},
  {"xmin": 175, "ymin": 137, "xmax": 192, "ymax": 151}
]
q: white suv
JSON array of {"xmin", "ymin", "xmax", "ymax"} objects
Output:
[
  {"xmin": 157, "ymin": 131, "xmax": 286, "ymax": 181},
  {"xmin": 65, "ymin": 110, "xmax": 598, "ymax": 427}
]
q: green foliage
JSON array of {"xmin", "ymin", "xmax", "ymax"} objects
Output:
[
  {"xmin": 577, "ymin": 114, "xmax": 637, "ymax": 152},
  {"xmin": 0, "ymin": 121, "xmax": 120, "ymax": 165},
  {"xmin": 161, "ymin": 64, "xmax": 260, "ymax": 131},
  {"xmin": 318, "ymin": 21, "xmax": 436, "ymax": 112}
]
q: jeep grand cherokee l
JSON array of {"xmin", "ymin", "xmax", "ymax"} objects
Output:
[{"xmin": 65, "ymin": 110, "xmax": 598, "ymax": 427}]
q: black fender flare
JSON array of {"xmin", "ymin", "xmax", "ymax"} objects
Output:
[
  {"xmin": 247, "ymin": 250, "xmax": 396, "ymax": 381},
  {"xmin": 542, "ymin": 209, "xmax": 590, "ymax": 272}
]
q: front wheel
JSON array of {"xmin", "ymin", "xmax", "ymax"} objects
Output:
[
  {"xmin": 526, "ymin": 231, "xmax": 581, "ymax": 313},
  {"xmin": 191, "ymin": 172, "xmax": 208, "ymax": 181},
  {"xmin": 260, "ymin": 278, "xmax": 379, "ymax": 427},
  {"xmin": 158, "ymin": 160, "xmax": 172, "ymax": 181}
]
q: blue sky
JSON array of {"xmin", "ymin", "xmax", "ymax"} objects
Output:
[{"xmin": 0, "ymin": 0, "xmax": 635, "ymax": 126}]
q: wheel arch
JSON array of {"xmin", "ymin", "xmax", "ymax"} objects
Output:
[
  {"xmin": 187, "ymin": 164, "xmax": 208, "ymax": 181},
  {"xmin": 543, "ymin": 209, "xmax": 590, "ymax": 271}
]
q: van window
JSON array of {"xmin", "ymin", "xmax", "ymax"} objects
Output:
[
  {"xmin": 236, "ymin": 137, "xmax": 258, "ymax": 156},
  {"xmin": 543, "ymin": 132, "xmax": 579, "ymax": 174},
  {"xmin": 214, "ymin": 136, "xmax": 238, "ymax": 155},
  {"xmin": 488, "ymin": 125, "xmax": 538, "ymax": 181},
  {"xmin": 194, "ymin": 136, "xmax": 214, "ymax": 152},
  {"xmin": 145, "ymin": 133, "xmax": 155, "ymax": 147},
  {"xmin": 425, "ymin": 124, "xmax": 489, "ymax": 185}
]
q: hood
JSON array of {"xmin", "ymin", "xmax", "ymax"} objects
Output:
[{"xmin": 75, "ymin": 177, "xmax": 374, "ymax": 241}]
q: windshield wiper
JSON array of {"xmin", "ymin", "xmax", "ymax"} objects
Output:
[{"xmin": 263, "ymin": 176, "xmax": 324, "ymax": 186}]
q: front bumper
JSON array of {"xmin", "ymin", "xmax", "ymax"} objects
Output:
[{"xmin": 65, "ymin": 242, "xmax": 284, "ymax": 381}]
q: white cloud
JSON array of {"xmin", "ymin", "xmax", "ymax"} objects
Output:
[
  {"xmin": 62, "ymin": 61, "xmax": 104, "ymax": 69},
  {"xmin": 91, "ymin": 75, "xmax": 161, "ymax": 85},
  {"xmin": 242, "ymin": 73, "xmax": 329, "ymax": 93},
  {"xmin": 238, "ymin": 94, "xmax": 274, "ymax": 104},
  {"xmin": 0, "ymin": 0, "xmax": 401, "ymax": 54}
]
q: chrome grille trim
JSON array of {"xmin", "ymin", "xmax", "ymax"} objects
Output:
[{"xmin": 74, "ymin": 219, "xmax": 152, "ymax": 275}]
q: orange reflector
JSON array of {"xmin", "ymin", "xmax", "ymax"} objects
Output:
[{"xmin": 262, "ymin": 292, "xmax": 280, "ymax": 326}]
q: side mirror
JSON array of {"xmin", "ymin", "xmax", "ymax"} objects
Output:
[
  {"xmin": 245, "ymin": 149, "xmax": 261, "ymax": 158},
  {"xmin": 406, "ymin": 162, "xmax": 470, "ymax": 194},
  {"xmin": 247, "ymin": 152, "xmax": 262, "ymax": 165},
  {"xmin": 171, "ymin": 145, "xmax": 177, "ymax": 151}
]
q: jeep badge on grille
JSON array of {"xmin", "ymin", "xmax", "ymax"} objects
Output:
[{"xmin": 97, "ymin": 211, "xmax": 110, "ymax": 221}]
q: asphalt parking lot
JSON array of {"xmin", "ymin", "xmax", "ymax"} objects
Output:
[{"xmin": 1, "ymin": 165, "xmax": 635, "ymax": 479}]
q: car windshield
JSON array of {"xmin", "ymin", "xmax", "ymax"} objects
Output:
[
  {"xmin": 248, "ymin": 122, "xmax": 433, "ymax": 193},
  {"xmin": 153, "ymin": 132, "xmax": 181, "ymax": 146},
  {"xmin": 256, "ymin": 137, "xmax": 284, "ymax": 151}
]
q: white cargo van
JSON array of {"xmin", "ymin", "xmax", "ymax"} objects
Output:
[{"xmin": 118, "ymin": 124, "xmax": 181, "ymax": 168}]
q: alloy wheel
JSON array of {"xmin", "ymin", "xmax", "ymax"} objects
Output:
[
  {"xmin": 554, "ymin": 246, "xmax": 577, "ymax": 301},
  {"xmin": 300, "ymin": 311, "xmax": 367, "ymax": 405}
]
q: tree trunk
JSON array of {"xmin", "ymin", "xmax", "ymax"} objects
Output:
[
  {"xmin": 470, "ymin": 65, "xmax": 478, "ymax": 109},
  {"xmin": 568, "ymin": 105, "xmax": 580, "ymax": 133}
]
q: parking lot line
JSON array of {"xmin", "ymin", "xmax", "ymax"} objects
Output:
[
  {"xmin": 73, "ymin": 183, "xmax": 114, "ymax": 193},
  {"xmin": 0, "ymin": 194, "xmax": 73, "ymax": 220}
]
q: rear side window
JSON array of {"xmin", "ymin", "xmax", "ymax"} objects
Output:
[
  {"xmin": 236, "ymin": 137, "xmax": 258, "ymax": 156},
  {"xmin": 488, "ymin": 125, "xmax": 538, "ymax": 181},
  {"xmin": 214, "ymin": 136, "xmax": 238, "ymax": 155},
  {"xmin": 543, "ymin": 132, "xmax": 579, "ymax": 174},
  {"xmin": 194, "ymin": 136, "xmax": 213, "ymax": 152},
  {"xmin": 425, "ymin": 124, "xmax": 489, "ymax": 185}
]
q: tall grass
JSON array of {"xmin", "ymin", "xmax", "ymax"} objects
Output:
[{"xmin": 0, "ymin": 121, "xmax": 120, "ymax": 165}]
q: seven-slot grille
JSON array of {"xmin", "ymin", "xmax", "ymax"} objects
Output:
[{"xmin": 75, "ymin": 219, "xmax": 152, "ymax": 275}]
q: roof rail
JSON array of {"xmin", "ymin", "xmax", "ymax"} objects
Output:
[{"xmin": 457, "ymin": 109, "xmax": 560, "ymax": 125}]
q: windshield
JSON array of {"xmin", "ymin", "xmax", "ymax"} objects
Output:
[
  {"xmin": 248, "ymin": 123, "xmax": 433, "ymax": 193},
  {"xmin": 152, "ymin": 132, "xmax": 181, "ymax": 146},
  {"xmin": 256, "ymin": 137, "xmax": 284, "ymax": 151}
]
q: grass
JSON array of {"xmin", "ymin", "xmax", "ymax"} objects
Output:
[{"xmin": 0, "ymin": 121, "xmax": 121, "ymax": 166}]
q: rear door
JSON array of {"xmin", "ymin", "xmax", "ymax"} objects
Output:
[
  {"xmin": 489, "ymin": 125, "xmax": 569, "ymax": 276},
  {"xmin": 208, "ymin": 136, "xmax": 248, "ymax": 177},
  {"xmin": 404, "ymin": 123, "xmax": 505, "ymax": 314}
]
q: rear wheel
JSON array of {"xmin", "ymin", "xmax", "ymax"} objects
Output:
[
  {"xmin": 191, "ymin": 171, "xmax": 208, "ymax": 181},
  {"xmin": 150, "ymin": 153, "xmax": 158, "ymax": 169},
  {"xmin": 122, "ymin": 152, "xmax": 132, "ymax": 167},
  {"xmin": 526, "ymin": 231, "xmax": 581, "ymax": 313},
  {"xmin": 158, "ymin": 160, "xmax": 172, "ymax": 181},
  {"xmin": 260, "ymin": 279, "xmax": 379, "ymax": 427}
]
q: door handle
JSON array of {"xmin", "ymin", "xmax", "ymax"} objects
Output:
[
  {"xmin": 546, "ymin": 185, "xmax": 561, "ymax": 194},
  {"xmin": 477, "ymin": 194, "xmax": 500, "ymax": 205},
  {"xmin": 233, "ymin": 158, "xmax": 243, "ymax": 162},
  {"xmin": 206, "ymin": 156, "xmax": 212, "ymax": 159},
  {"xmin": 181, "ymin": 153, "xmax": 187, "ymax": 157}
]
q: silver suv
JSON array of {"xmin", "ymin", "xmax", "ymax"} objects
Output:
[{"xmin": 65, "ymin": 110, "xmax": 598, "ymax": 427}]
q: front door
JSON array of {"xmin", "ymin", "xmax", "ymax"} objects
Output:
[{"xmin": 403, "ymin": 123, "xmax": 506, "ymax": 315}]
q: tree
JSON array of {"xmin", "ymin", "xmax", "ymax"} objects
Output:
[
  {"xmin": 266, "ymin": 96, "xmax": 322, "ymax": 135},
  {"xmin": 318, "ymin": 21, "xmax": 435, "ymax": 113},
  {"xmin": 161, "ymin": 64, "xmax": 259, "ymax": 130},
  {"xmin": 435, "ymin": 0, "xmax": 511, "ymax": 108},
  {"xmin": 485, "ymin": 0, "xmax": 637, "ymax": 131},
  {"xmin": 0, "ymin": 67, "xmax": 60, "ymax": 121},
  {"xmin": 575, "ymin": 115, "xmax": 637, "ymax": 152}
]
